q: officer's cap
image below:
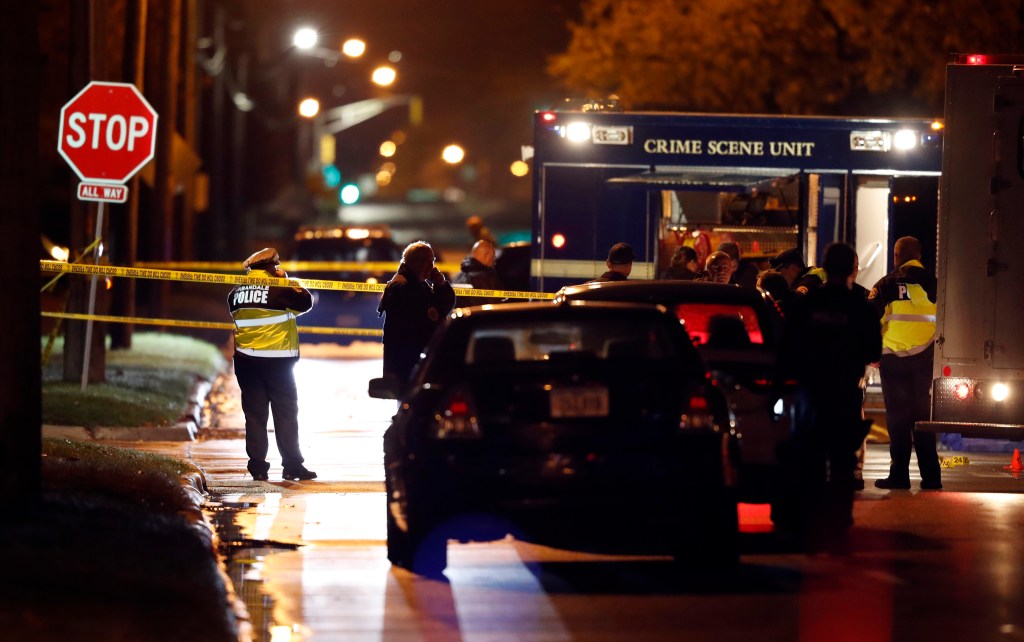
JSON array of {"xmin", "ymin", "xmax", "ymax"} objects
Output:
[{"xmin": 242, "ymin": 247, "xmax": 280, "ymax": 272}]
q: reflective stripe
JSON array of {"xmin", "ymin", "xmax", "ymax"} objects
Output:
[
  {"xmin": 885, "ymin": 313, "xmax": 936, "ymax": 322},
  {"xmin": 235, "ymin": 312, "xmax": 295, "ymax": 328},
  {"xmin": 236, "ymin": 347, "xmax": 299, "ymax": 358}
]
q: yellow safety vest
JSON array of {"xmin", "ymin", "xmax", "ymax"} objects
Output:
[
  {"xmin": 880, "ymin": 260, "xmax": 936, "ymax": 357},
  {"xmin": 231, "ymin": 308, "xmax": 301, "ymax": 358}
]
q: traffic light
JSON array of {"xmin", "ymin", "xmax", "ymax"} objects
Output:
[
  {"xmin": 340, "ymin": 183, "xmax": 360, "ymax": 205},
  {"xmin": 322, "ymin": 164, "xmax": 341, "ymax": 189}
]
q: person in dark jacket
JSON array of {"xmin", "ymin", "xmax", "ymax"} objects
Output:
[
  {"xmin": 757, "ymin": 268, "xmax": 796, "ymax": 319},
  {"xmin": 868, "ymin": 236, "xmax": 942, "ymax": 491},
  {"xmin": 718, "ymin": 241, "xmax": 759, "ymax": 288},
  {"xmin": 659, "ymin": 245, "xmax": 700, "ymax": 280},
  {"xmin": 452, "ymin": 240, "xmax": 504, "ymax": 307},
  {"xmin": 228, "ymin": 247, "xmax": 317, "ymax": 482},
  {"xmin": 377, "ymin": 241, "xmax": 456, "ymax": 383},
  {"xmin": 779, "ymin": 242, "xmax": 882, "ymax": 550},
  {"xmin": 587, "ymin": 242, "xmax": 635, "ymax": 283}
]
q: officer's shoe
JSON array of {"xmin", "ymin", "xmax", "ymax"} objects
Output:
[
  {"xmin": 919, "ymin": 479, "xmax": 943, "ymax": 491},
  {"xmin": 251, "ymin": 472, "xmax": 269, "ymax": 481},
  {"xmin": 283, "ymin": 466, "xmax": 317, "ymax": 481},
  {"xmin": 874, "ymin": 477, "xmax": 911, "ymax": 490}
]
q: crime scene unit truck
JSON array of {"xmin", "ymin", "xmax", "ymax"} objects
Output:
[
  {"xmin": 527, "ymin": 104, "xmax": 943, "ymax": 293},
  {"xmin": 917, "ymin": 54, "xmax": 1024, "ymax": 446}
]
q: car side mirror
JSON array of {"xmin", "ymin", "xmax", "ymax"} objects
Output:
[{"xmin": 368, "ymin": 375, "xmax": 403, "ymax": 400}]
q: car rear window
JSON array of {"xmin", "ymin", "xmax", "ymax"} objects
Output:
[
  {"xmin": 466, "ymin": 319, "xmax": 676, "ymax": 365},
  {"xmin": 671, "ymin": 303, "xmax": 764, "ymax": 347},
  {"xmin": 292, "ymin": 237, "xmax": 401, "ymax": 262}
]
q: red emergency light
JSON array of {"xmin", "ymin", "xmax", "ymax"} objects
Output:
[
  {"xmin": 540, "ymin": 112, "xmax": 557, "ymax": 123},
  {"xmin": 965, "ymin": 54, "xmax": 988, "ymax": 65}
]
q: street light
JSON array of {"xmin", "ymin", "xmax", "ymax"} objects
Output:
[
  {"xmin": 298, "ymin": 97, "xmax": 320, "ymax": 118},
  {"xmin": 371, "ymin": 65, "xmax": 397, "ymax": 87},
  {"xmin": 292, "ymin": 27, "xmax": 318, "ymax": 51},
  {"xmin": 342, "ymin": 38, "xmax": 366, "ymax": 58},
  {"xmin": 442, "ymin": 144, "xmax": 465, "ymax": 164}
]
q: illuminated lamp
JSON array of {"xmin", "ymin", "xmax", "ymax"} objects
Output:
[
  {"xmin": 893, "ymin": 129, "xmax": 917, "ymax": 150},
  {"xmin": 992, "ymin": 383, "xmax": 1010, "ymax": 402},
  {"xmin": 551, "ymin": 233, "xmax": 566, "ymax": 249},
  {"xmin": 565, "ymin": 122, "xmax": 591, "ymax": 143},
  {"xmin": 953, "ymin": 382, "xmax": 971, "ymax": 400}
]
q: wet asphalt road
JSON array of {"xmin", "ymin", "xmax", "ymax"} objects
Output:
[{"xmin": 124, "ymin": 345, "xmax": 1024, "ymax": 642}]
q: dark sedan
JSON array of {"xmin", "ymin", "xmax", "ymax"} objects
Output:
[
  {"xmin": 288, "ymin": 225, "xmax": 402, "ymax": 345},
  {"xmin": 370, "ymin": 301, "xmax": 739, "ymax": 575},
  {"xmin": 555, "ymin": 281, "xmax": 795, "ymax": 511}
]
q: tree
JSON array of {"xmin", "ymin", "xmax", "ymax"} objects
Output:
[{"xmin": 548, "ymin": 0, "xmax": 1023, "ymax": 116}]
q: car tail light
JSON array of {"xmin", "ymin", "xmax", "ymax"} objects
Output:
[
  {"xmin": 680, "ymin": 385, "xmax": 719, "ymax": 431},
  {"xmin": 432, "ymin": 386, "xmax": 482, "ymax": 439}
]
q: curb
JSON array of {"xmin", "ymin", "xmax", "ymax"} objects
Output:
[{"xmin": 42, "ymin": 375, "xmax": 215, "ymax": 442}]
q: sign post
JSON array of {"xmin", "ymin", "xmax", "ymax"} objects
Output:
[{"xmin": 58, "ymin": 81, "xmax": 158, "ymax": 390}]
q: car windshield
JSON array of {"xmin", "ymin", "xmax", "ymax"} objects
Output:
[
  {"xmin": 466, "ymin": 318, "xmax": 675, "ymax": 365},
  {"xmin": 671, "ymin": 302, "xmax": 764, "ymax": 348}
]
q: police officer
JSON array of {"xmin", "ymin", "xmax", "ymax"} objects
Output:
[
  {"xmin": 780, "ymin": 242, "xmax": 881, "ymax": 549},
  {"xmin": 228, "ymin": 248, "xmax": 317, "ymax": 482},
  {"xmin": 869, "ymin": 236, "xmax": 942, "ymax": 490},
  {"xmin": 770, "ymin": 247, "xmax": 826, "ymax": 294}
]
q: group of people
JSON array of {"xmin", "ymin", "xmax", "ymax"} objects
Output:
[
  {"xmin": 589, "ymin": 236, "xmax": 941, "ymax": 549},
  {"xmin": 225, "ymin": 239, "xmax": 499, "ymax": 482},
  {"xmin": 225, "ymin": 234, "xmax": 941, "ymax": 553}
]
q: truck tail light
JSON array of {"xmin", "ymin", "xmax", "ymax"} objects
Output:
[{"xmin": 432, "ymin": 386, "xmax": 481, "ymax": 439}]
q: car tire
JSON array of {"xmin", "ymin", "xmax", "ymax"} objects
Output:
[{"xmin": 385, "ymin": 475, "xmax": 448, "ymax": 576}]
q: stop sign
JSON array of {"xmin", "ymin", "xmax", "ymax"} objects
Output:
[{"xmin": 58, "ymin": 81, "xmax": 158, "ymax": 184}]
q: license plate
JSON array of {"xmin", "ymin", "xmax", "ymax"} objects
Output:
[{"xmin": 550, "ymin": 386, "xmax": 609, "ymax": 418}]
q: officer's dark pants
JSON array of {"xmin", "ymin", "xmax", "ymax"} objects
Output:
[
  {"xmin": 234, "ymin": 354, "xmax": 305, "ymax": 475},
  {"xmin": 879, "ymin": 345, "xmax": 941, "ymax": 485},
  {"xmin": 784, "ymin": 384, "xmax": 866, "ymax": 548}
]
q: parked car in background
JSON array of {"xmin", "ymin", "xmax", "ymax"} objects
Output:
[
  {"xmin": 555, "ymin": 281, "xmax": 794, "ymax": 515},
  {"xmin": 287, "ymin": 225, "xmax": 401, "ymax": 344},
  {"xmin": 369, "ymin": 300, "xmax": 738, "ymax": 575}
]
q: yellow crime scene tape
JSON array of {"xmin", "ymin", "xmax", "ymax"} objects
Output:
[
  {"xmin": 40, "ymin": 260, "xmax": 554, "ymax": 337},
  {"xmin": 41, "ymin": 312, "xmax": 383, "ymax": 336},
  {"xmin": 133, "ymin": 260, "xmax": 464, "ymax": 274},
  {"xmin": 40, "ymin": 260, "xmax": 554, "ymax": 300}
]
